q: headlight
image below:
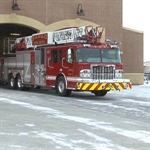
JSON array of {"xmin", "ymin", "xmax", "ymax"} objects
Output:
[
  {"xmin": 115, "ymin": 70, "xmax": 123, "ymax": 78},
  {"xmin": 80, "ymin": 69, "xmax": 91, "ymax": 78}
]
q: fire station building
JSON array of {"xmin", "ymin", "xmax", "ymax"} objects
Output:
[{"xmin": 0, "ymin": 0, "xmax": 143, "ymax": 84}]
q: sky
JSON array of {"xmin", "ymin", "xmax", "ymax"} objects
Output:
[{"xmin": 123, "ymin": 0, "xmax": 150, "ymax": 61}]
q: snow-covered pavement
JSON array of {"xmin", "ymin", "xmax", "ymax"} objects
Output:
[{"xmin": 0, "ymin": 85, "xmax": 149, "ymax": 150}]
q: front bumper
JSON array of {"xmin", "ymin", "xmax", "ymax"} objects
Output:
[{"xmin": 76, "ymin": 82, "xmax": 132, "ymax": 91}]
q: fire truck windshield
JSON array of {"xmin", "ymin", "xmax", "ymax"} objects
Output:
[
  {"xmin": 76, "ymin": 48, "xmax": 101, "ymax": 62},
  {"xmin": 101, "ymin": 49, "xmax": 121, "ymax": 63},
  {"xmin": 76, "ymin": 48, "xmax": 121, "ymax": 63}
]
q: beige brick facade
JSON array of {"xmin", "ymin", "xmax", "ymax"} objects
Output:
[
  {"xmin": 122, "ymin": 27, "xmax": 144, "ymax": 84},
  {"xmin": 1, "ymin": 0, "xmax": 122, "ymax": 39}
]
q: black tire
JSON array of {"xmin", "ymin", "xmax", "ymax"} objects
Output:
[
  {"xmin": 56, "ymin": 76, "xmax": 71, "ymax": 97},
  {"xmin": 16, "ymin": 75, "xmax": 24, "ymax": 90},
  {"xmin": 93, "ymin": 90, "xmax": 107, "ymax": 96},
  {"xmin": 9, "ymin": 75, "xmax": 17, "ymax": 89},
  {"xmin": 34, "ymin": 86, "xmax": 41, "ymax": 89}
]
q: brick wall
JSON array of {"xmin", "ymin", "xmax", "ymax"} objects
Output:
[
  {"xmin": 1, "ymin": 0, "xmax": 122, "ymax": 41},
  {"xmin": 122, "ymin": 27, "xmax": 144, "ymax": 84},
  {"xmin": 122, "ymin": 27, "xmax": 143, "ymax": 73}
]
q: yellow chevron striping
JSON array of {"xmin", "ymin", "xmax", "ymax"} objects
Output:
[
  {"xmin": 82, "ymin": 83, "xmax": 90, "ymax": 90},
  {"xmin": 77, "ymin": 82, "xmax": 132, "ymax": 90},
  {"xmin": 123, "ymin": 82, "xmax": 132, "ymax": 90},
  {"xmin": 97, "ymin": 83, "xmax": 105, "ymax": 90},
  {"xmin": 77, "ymin": 83, "xmax": 83, "ymax": 89},
  {"xmin": 89, "ymin": 84, "xmax": 98, "ymax": 90},
  {"xmin": 115, "ymin": 83, "xmax": 123, "ymax": 90},
  {"xmin": 107, "ymin": 83, "xmax": 115, "ymax": 90}
]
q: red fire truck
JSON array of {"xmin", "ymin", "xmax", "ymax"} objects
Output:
[{"xmin": 0, "ymin": 26, "xmax": 132, "ymax": 96}]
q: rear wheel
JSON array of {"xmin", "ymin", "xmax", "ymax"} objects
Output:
[
  {"xmin": 56, "ymin": 76, "xmax": 71, "ymax": 97},
  {"xmin": 93, "ymin": 90, "xmax": 107, "ymax": 96},
  {"xmin": 34, "ymin": 86, "xmax": 41, "ymax": 89},
  {"xmin": 16, "ymin": 75, "xmax": 24, "ymax": 90},
  {"xmin": 9, "ymin": 75, "xmax": 17, "ymax": 89}
]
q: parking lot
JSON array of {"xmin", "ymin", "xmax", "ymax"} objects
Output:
[{"xmin": 0, "ymin": 85, "xmax": 150, "ymax": 150}]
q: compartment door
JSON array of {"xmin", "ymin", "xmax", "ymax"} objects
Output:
[{"xmin": 34, "ymin": 48, "xmax": 46, "ymax": 85}]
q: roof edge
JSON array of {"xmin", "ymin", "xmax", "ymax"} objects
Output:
[{"xmin": 123, "ymin": 26, "xmax": 144, "ymax": 34}]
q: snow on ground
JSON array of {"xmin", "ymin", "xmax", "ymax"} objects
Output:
[{"xmin": 0, "ymin": 85, "xmax": 149, "ymax": 149}]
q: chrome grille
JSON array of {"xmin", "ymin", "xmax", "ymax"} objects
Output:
[{"xmin": 92, "ymin": 65, "xmax": 114, "ymax": 80}]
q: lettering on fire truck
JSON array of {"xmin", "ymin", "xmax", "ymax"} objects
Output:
[{"xmin": 32, "ymin": 33, "xmax": 48, "ymax": 45}]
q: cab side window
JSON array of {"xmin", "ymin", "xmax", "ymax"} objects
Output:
[
  {"xmin": 58, "ymin": 49, "xmax": 62, "ymax": 62},
  {"xmin": 52, "ymin": 49, "xmax": 62, "ymax": 63},
  {"xmin": 52, "ymin": 50, "xmax": 57, "ymax": 63}
]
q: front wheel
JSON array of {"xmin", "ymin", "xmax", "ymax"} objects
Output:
[
  {"xmin": 93, "ymin": 90, "xmax": 107, "ymax": 96},
  {"xmin": 56, "ymin": 76, "xmax": 71, "ymax": 97}
]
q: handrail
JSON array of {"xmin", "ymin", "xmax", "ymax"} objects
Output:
[{"xmin": 48, "ymin": 58, "xmax": 54, "ymax": 68}]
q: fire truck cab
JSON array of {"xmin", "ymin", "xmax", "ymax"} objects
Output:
[{"xmin": 0, "ymin": 26, "xmax": 132, "ymax": 97}]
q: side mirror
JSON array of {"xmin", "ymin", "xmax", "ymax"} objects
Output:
[{"xmin": 67, "ymin": 48, "xmax": 73, "ymax": 63}]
